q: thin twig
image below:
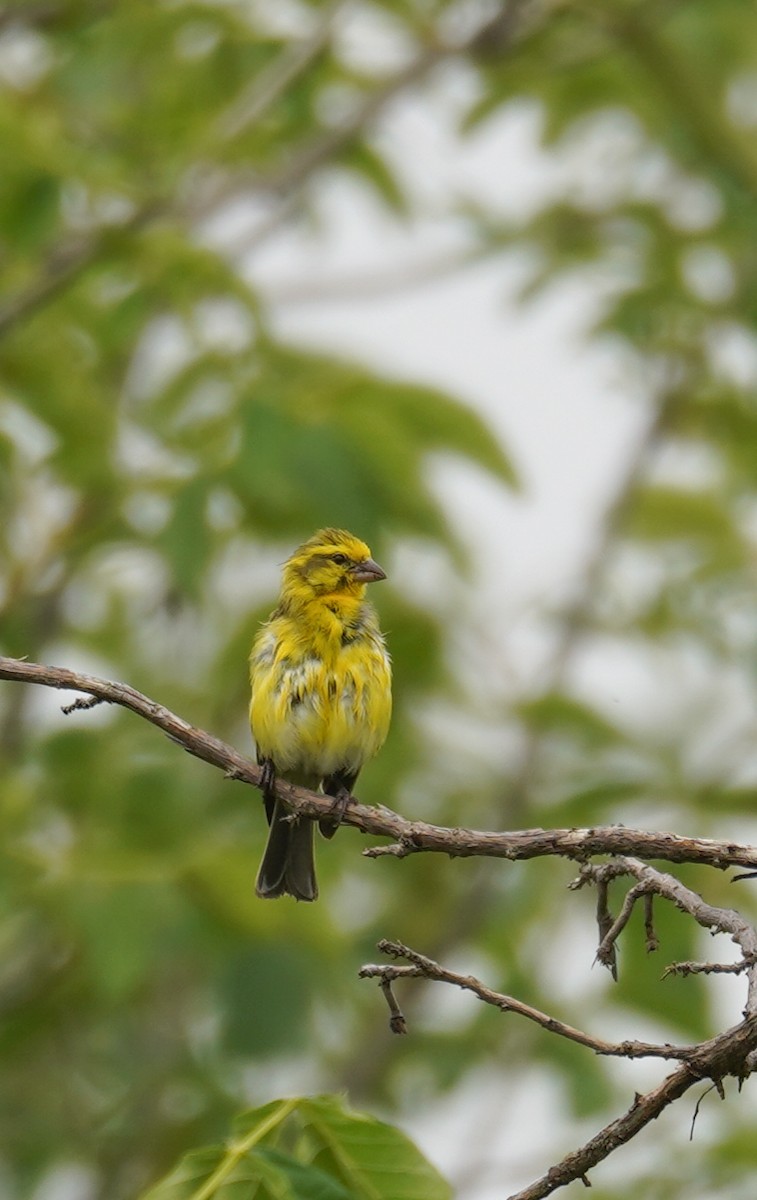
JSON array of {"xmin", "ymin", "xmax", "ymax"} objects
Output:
[
  {"xmin": 644, "ymin": 893, "xmax": 659, "ymax": 953},
  {"xmin": 580, "ymin": 858, "xmax": 757, "ymax": 1016},
  {"xmin": 595, "ymin": 880, "xmax": 655, "ymax": 969},
  {"xmin": 360, "ymin": 940, "xmax": 757, "ymax": 1199},
  {"xmin": 378, "ymin": 977, "xmax": 408, "ymax": 1035},
  {"xmin": 689, "ymin": 1083, "xmax": 717, "ymax": 1141},
  {"xmin": 359, "ymin": 942, "xmax": 693, "ymax": 1059},
  {"xmin": 61, "ymin": 694, "xmax": 106, "ymax": 715},
  {"xmin": 663, "ymin": 960, "xmax": 755, "ymax": 980},
  {"xmin": 595, "ymin": 876, "xmax": 617, "ymax": 980}
]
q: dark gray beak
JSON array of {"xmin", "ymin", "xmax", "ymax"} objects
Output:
[{"xmin": 351, "ymin": 557, "xmax": 386, "ymax": 583}]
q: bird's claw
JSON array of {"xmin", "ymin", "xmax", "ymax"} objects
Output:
[
  {"xmin": 259, "ymin": 758, "xmax": 276, "ymax": 796},
  {"xmin": 319, "ymin": 786, "xmax": 354, "ymax": 839}
]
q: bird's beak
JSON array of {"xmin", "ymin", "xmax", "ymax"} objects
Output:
[{"xmin": 351, "ymin": 557, "xmax": 386, "ymax": 583}]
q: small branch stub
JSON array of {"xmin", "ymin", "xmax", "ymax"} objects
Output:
[{"xmin": 380, "ymin": 978, "xmax": 408, "ymax": 1036}]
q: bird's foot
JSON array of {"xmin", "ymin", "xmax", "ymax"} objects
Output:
[
  {"xmin": 259, "ymin": 758, "xmax": 276, "ymax": 796},
  {"xmin": 319, "ymin": 786, "xmax": 354, "ymax": 839}
]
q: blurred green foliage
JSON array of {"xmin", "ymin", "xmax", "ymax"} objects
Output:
[{"xmin": 2, "ymin": 1, "xmax": 757, "ymax": 1198}]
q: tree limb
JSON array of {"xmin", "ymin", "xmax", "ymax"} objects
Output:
[
  {"xmin": 3, "ymin": 655, "xmax": 757, "ymax": 873},
  {"xmin": 507, "ymin": 1060, "xmax": 701, "ymax": 1200},
  {"xmin": 360, "ymin": 940, "xmax": 757, "ymax": 1199},
  {"xmin": 573, "ymin": 859, "xmax": 757, "ymax": 1014},
  {"xmin": 360, "ymin": 941, "xmax": 694, "ymax": 1060}
]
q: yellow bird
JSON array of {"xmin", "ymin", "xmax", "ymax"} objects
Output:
[{"xmin": 249, "ymin": 529, "xmax": 392, "ymax": 900}]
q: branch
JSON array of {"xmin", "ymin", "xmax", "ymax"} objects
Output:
[
  {"xmin": 508, "ymin": 1060, "xmax": 701, "ymax": 1200},
  {"xmin": 664, "ymin": 960, "xmax": 755, "ymax": 980},
  {"xmin": 360, "ymin": 940, "xmax": 757, "ymax": 1200},
  {"xmin": 573, "ymin": 859, "xmax": 757, "ymax": 1014},
  {"xmin": 3, "ymin": 657, "xmax": 757, "ymax": 875},
  {"xmin": 514, "ymin": 1004, "xmax": 757, "ymax": 1200},
  {"xmin": 359, "ymin": 941, "xmax": 693, "ymax": 1060},
  {"xmin": 255, "ymin": 242, "xmax": 498, "ymax": 306}
]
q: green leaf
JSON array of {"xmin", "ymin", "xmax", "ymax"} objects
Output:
[
  {"xmin": 140, "ymin": 1097, "xmax": 451, "ymax": 1200},
  {"xmin": 142, "ymin": 1143, "xmax": 351, "ymax": 1200},
  {"xmin": 259, "ymin": 1149, "xmax": 354, "ymax": 1200},
  {"xmin": 299, "ymin": 1095, "xmax": 452, "ymax": 1200},
  {"xmin": 141, "ymin": 1099, "xmax": 298, "ymax": 1200},
  {"xmin": 4, "ymin": 173, "xmax": 60, "ymax": 253}
]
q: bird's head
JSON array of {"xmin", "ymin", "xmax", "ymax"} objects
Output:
[{"xmin": 282, "ymin": 528, "xmax": 386, "ymax": 603}]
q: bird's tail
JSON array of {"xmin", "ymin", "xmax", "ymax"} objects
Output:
[{"xmin": 255, "ymin": 796, "xmax": 318, "ymax": 901}]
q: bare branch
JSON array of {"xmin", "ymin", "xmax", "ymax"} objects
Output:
[
  {"xmin": 363, "ymin": 819, "xmax": 757, "ymax": 872},
  {"xmin": 576, "ymin": 859, "xmax": 757, "ymax": 1015},
  {"xmin": 3, "ymin": 657, "xmax": 757, "ymax": 878},
  {"xmin": 360, "ymin": 941, "xmax": 693, "ymax": 1060},
  {"xmin": 664, "ymin": 960, "xmax": 755, "ymax": 980},
  {"xmin": 360, "ymin": 940, "xmax": 757, "ymax": 1199},
  {"xmin": 516, "ymin": 1005, "xmax": 757, "ymax": 1200},
  {"xmin": 378, "ymin": 976, "xmax": 408, "ymax": 1036},
  {"xmin": 595, "ymin": 880, "xmax": 655, "ymax": 970},
  {"xmin": 644, "ymin": 892, "xmax": 659, "ymax": 953},
  {"xmin": 508, "ymin": 1062, "xmax": 699, "ymax": 1200},
  {"xmin": 595, "ymin": 875, "xmax": 618, "ymax": 980}
]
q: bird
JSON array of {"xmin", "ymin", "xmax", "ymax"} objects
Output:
[{"xmin": 249, "ymin": 528, "xmax": 392, "ymax": 901}]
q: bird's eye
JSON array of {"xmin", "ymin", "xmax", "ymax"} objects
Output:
[{"xmin": 331, "ymin": 553, "xmax": 348, "ymax": 565}]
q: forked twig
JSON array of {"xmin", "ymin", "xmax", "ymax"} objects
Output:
[{"xmin": 360, "ymin": 940, "xmax": 757, "ymax": 1199}]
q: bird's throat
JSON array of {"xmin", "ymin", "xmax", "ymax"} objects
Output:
[{"xmin": 294, "ymin": 591, "xmax": 367, "ymax": 654}]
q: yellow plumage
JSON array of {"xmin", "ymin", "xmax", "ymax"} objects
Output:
[{"xmin": 249, "ymin": 529, "xmax": 392, "ymax": 901}]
